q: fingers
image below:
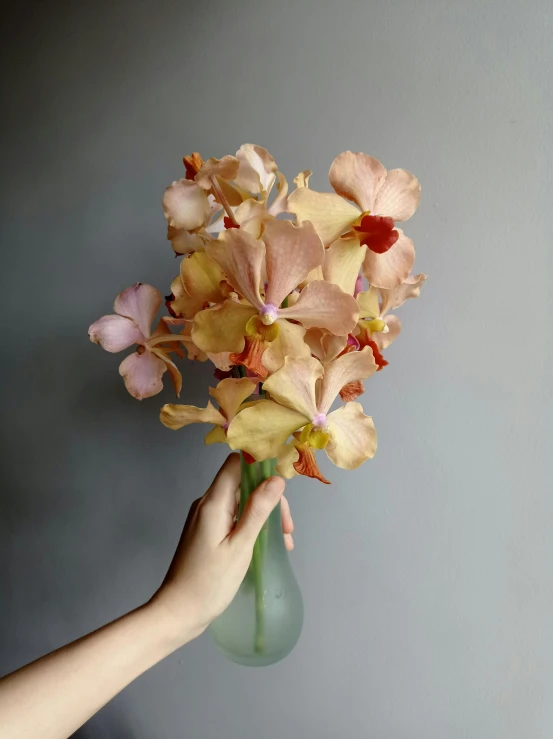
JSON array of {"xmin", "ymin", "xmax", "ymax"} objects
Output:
[
  {"xmin": 203, "ymin": 453, "xmax": 241, "ymax": 513},
  {"xmin": 280, "ymin": 495, "xmax": 294, "ymax": 535},
  {"xmin": 281, "ymin": 495, "xmax": 294, "ymax": 550},
  {"xmin": 232, "ymin": 476, "xmax": 285, "ymax": 548}
]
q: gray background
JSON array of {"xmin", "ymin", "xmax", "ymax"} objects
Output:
[{"xmin": 1, "ymin": 1, "xmax": 552, "ymax": 737}]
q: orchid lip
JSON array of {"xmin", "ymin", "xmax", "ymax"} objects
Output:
[
  {"xmin": 259, "ymin": 303, "xmax": 279, "ymax": 325},
  {"xmin": 312, "ymin": 413, "xmax": 328, "ymax": 430}
]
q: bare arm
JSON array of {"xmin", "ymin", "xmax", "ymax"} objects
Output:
[{"xmin": 0, "ymin": 455, "xmax": 292, "ymax": 739}]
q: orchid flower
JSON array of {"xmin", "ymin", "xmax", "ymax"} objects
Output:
[
  {"xmin": 191, "ymin": 220, "xmax": 359, "ymax": 377},
  {"xmin": 226, "ymin": 351, "xmax": 378, "ymax": 483},
  {"xmin": 163, "ymin": 145, "xmax": 289, "ymax": 254},
  {"xmin": 356, "ymin": 273, "xmax": 427, "ymax": 362},
  {"xmin": 88, "ymin": 284, "xmax": 185, "ymax": 400},
  {"xmin": 288, "ymin": 151, "xmax": 420, "ymax": 289},
  {"xmin": 160, "ymin": 377, "xmax": 257, "ymax": 445}
]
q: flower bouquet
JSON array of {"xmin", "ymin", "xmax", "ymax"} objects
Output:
[{"xmin": 89, "ymin": 145, "xmax": 425, "ymax": 665}]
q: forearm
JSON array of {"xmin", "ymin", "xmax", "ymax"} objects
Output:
[{"xmin": 0, "ymin": 601, "xmax": 189, "ymax": 739}]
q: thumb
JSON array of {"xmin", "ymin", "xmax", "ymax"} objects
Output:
[{"xmin": 232, "ymin": 476, "xmax": 285, "ymax": 548}]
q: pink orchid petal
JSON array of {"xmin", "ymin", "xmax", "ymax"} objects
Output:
[
  {"xmin": 206, "ymin": 231, "xmax": 264, "ymax": 310},
  {"xmin": 264, "ymin": 220, "xmax": 324, "ymax": 307},
  {"xmin": 379, "ymin": 273, "xmax": 427, "ymax": 315},
  {"xmin": 113, "ymin": 283, "xmax": 161, "ymax": 339},
  {"xmin": 119, "ymin": 350, "xmax": 167, "ymax": 400},
  {"xmin": 263, "ymin": 356, "xmax": 322, "ymax": 421},
  {"xmin": 362, "ymin": 229, "xmax": 415, "ymax": 289},
  {"xmin": 278, "ymin": 281, "xmax": 359, "ymax": 335},
  {"xmin": 88, "ymin": 315, "xmax": 144, "ymax": 353},
  {"xmin": 373, "ymin": 168, "xmax": 421, "ymax": 222},
  {"xmin": 162, "ymin": 179, "xmax": 211, "ymax": 230},
  {"xmin": 318, "ymin": 346, "xmax": 378, "ymax": 415},
  {"xmin": 324, "ymin": 237, "xmax": 368, "ymax": 295},
  {"xmin": 326, "ymin": 402, "xmax": 377, "ymax": 469},
  {"xmin": 329, "ymin": 151, "xmax": 387, "ymax": 212}
]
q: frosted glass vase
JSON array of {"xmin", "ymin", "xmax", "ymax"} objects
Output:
[{"xmin": 210, "ymin": 454, "xmax": 304, "ymax": 666}]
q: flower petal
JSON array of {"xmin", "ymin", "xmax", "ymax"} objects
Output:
[
  {"xmin": 357, "ymin": 287, "xmax": 381, "ymax": 319},
  {"xmin": 339, "ymin": 380, "xmax": 364, "ymax": 402},
  {"xmin": 207, "ymin": 351, "xmax": 233, "ymax": 371},
  {"xmin": 323, "ymin": 237, "xmax": 367, "ymax": 295},
  {"xmin": 160, "ymin": 400, "xmax": 226, "ymax": 430},
  {"xmin": 279, "ymin": 281, "xmax": 359, "ymax": 335},
  {"xmin": 195, "ymin": 155, "xmax": 240, "ymax": 189},
  {"xmin": 235, "ymin": 144, "xmax": 277, "ymax": 195},
  {"xmin": 293, "ymin": 443, "xmax": 331, "ymax": 484},
  {"xmin": 267, "ymin": 172, "xmax": 289, "ymax": 216},
  {"xmin": 362, "ymin": 229, "xmax": 415, "ymax": 289},
  {"xmin": 167, "ymin": 226, "xmax": 205, "ymax": 255},
  {"xmin": 206, "ymin": 230, "xmax": 264, "ymax": 310},
  {"xmin": 163, "ymin": 179, "xmax": 210, "ymax": 230},
  {"xmin": 209, "ymin": 377, "xmax": 258, "ymax": 422},
  {"xmin": 204, "ymin": 426, "xmax": 228, "ymax": 445},
  {"xmin": 264, "ymin": 220, "xmax": 324, "ymax": 307},
  {"xmin": 287, "ymin": 188, "xmax": 360, "ymax": 245},
  {"xmin": 326, "ymin": 402, "xmax": 377, "ymax": 469},
  {"xmin": 372, "ymin": 314, "xmax": 402, "ymax": 351},
  {"xmin": 293, "ymin": 170, "xmax": 312, "ymax": 188},
  {"xmin": 227, "ymin": 400, "xmax": 307, "ymax": 461},
  {"xmin": 114, "ymin": 283, "xmax": 161, "ymax": 338},
  {"xmin": 263, "ymin": 356, "xmax": 322, "ymax": 420},
  {"xmin": 379, "ymin": 273, "xmax": 427, "ymax": 315},
  {"xmin": 275, "ymin": 443, "xmax": 300, "ymax": 479},
  {"xmin": 88, "ymin": 315, "xmax": 144, "ymax": 353},
  {"xmin": 192, "ymin": 300, "xmax": 256, "ymax": 354},
  {"xmin": 304, "ymin": 329, "xmax": 348, "ymax": 363},
  {"xmin": 373, "ymin": 168, "xmax": 421, "ymax": 222},
  {"xmin": 318, "ymin": 346, "xmax": 378, "ymax": 414},
  {"xmin": 151, "ymin": 347, "xmax": 182, "ymax": 397},
  {"xmin": 329, "ymin": 151, "xmax": 387, "ymax": 212},
  {"xmin": 119, "ymin": 350, "xmax": 167, "ymax": 400},
  {"xmin": 181, "ymin": 251, "xmax": 225, "ymax": 305},
  {"xmin": 262, "ymin": 319, "xmax": 311, "ymax": 374}
]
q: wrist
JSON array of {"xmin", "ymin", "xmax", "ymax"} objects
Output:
[{"xmin": 144, "ymin": 591, "xmax": 205, "ymax": 650}]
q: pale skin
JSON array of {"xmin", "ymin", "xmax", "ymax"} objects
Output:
[{"xmin": 0, "ymin": 454, "xmax": 293, "ymax": 739}]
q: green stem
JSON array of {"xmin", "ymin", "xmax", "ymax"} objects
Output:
[{"xmin": 240, "ymin": 455, "xmax": 275, "ymax": 654}]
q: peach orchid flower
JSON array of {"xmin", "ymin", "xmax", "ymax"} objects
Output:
[
  {"xmin": 226, "ymin": 351, "xmax": 378, "ymax": 483},
  {"xmin": 356, "ymin": 273, "xmax": 427, "ymax": 363},
  {"xmin": 191, "ymin": 220, "xmax": 359, "ymax": 378},
  {"xmin": 160, "ymin": 377, "xmax": 257, "ymax": 445},
  {"xmin": 288, "ymin": 151, "xmax": 420, "ymax": 289},
  {"xmin": 163, "ymin": 145, "xmax": 288, "ymax": 254},
  {"xmin": 88, "ymin": 284, "xmax": 184, "ymax": 400}
]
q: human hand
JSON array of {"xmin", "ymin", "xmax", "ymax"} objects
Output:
[{"xmin": 149, "ymin": 454, "xmax": 292, "ymax": 645}]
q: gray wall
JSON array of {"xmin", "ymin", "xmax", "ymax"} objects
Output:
[{"xmin": 1, "ymin": 1, "xmax": 552, "ymax": 737}]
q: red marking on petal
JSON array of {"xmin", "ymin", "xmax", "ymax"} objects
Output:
[
  {"xmin": 293, "ymin": 443, "xmax": 331, "ymax": 484},
  {"xmin": 364, "ymin": 336, "xmax": 389, "ymax": 372},
  {"xmin": 183, "ymin": 152, "xmax": 203, "ymax": 181},
  {"xmin": 353, "ymin": 215, "xmax": 399, "ymax": 254},
  {"xmin": 242, "ymin": 451, "xmax": 257, "ymax": 465},
  {"xmin": 229, "ymin": 336, "xmax": 269, "ymax": 380},
  {"xmin": 339, "ymin": 380, "xmax": 365, "ymax": 402},
  {"xmin": 224, "ymin": 216, "xmax": 240, "ymax": 229},
  {"xmin": 165, "ymin": 294, "xmax": 178, "ymax": 318}
]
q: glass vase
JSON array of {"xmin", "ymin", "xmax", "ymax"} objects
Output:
[{"xmin": 210, "ymin": 453, "xmax": 304, "ymax": 666}]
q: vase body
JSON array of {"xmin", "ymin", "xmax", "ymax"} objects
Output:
[{"xmin": 210, "ymin": 454, "xmax": 304, "ymax": 666}]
